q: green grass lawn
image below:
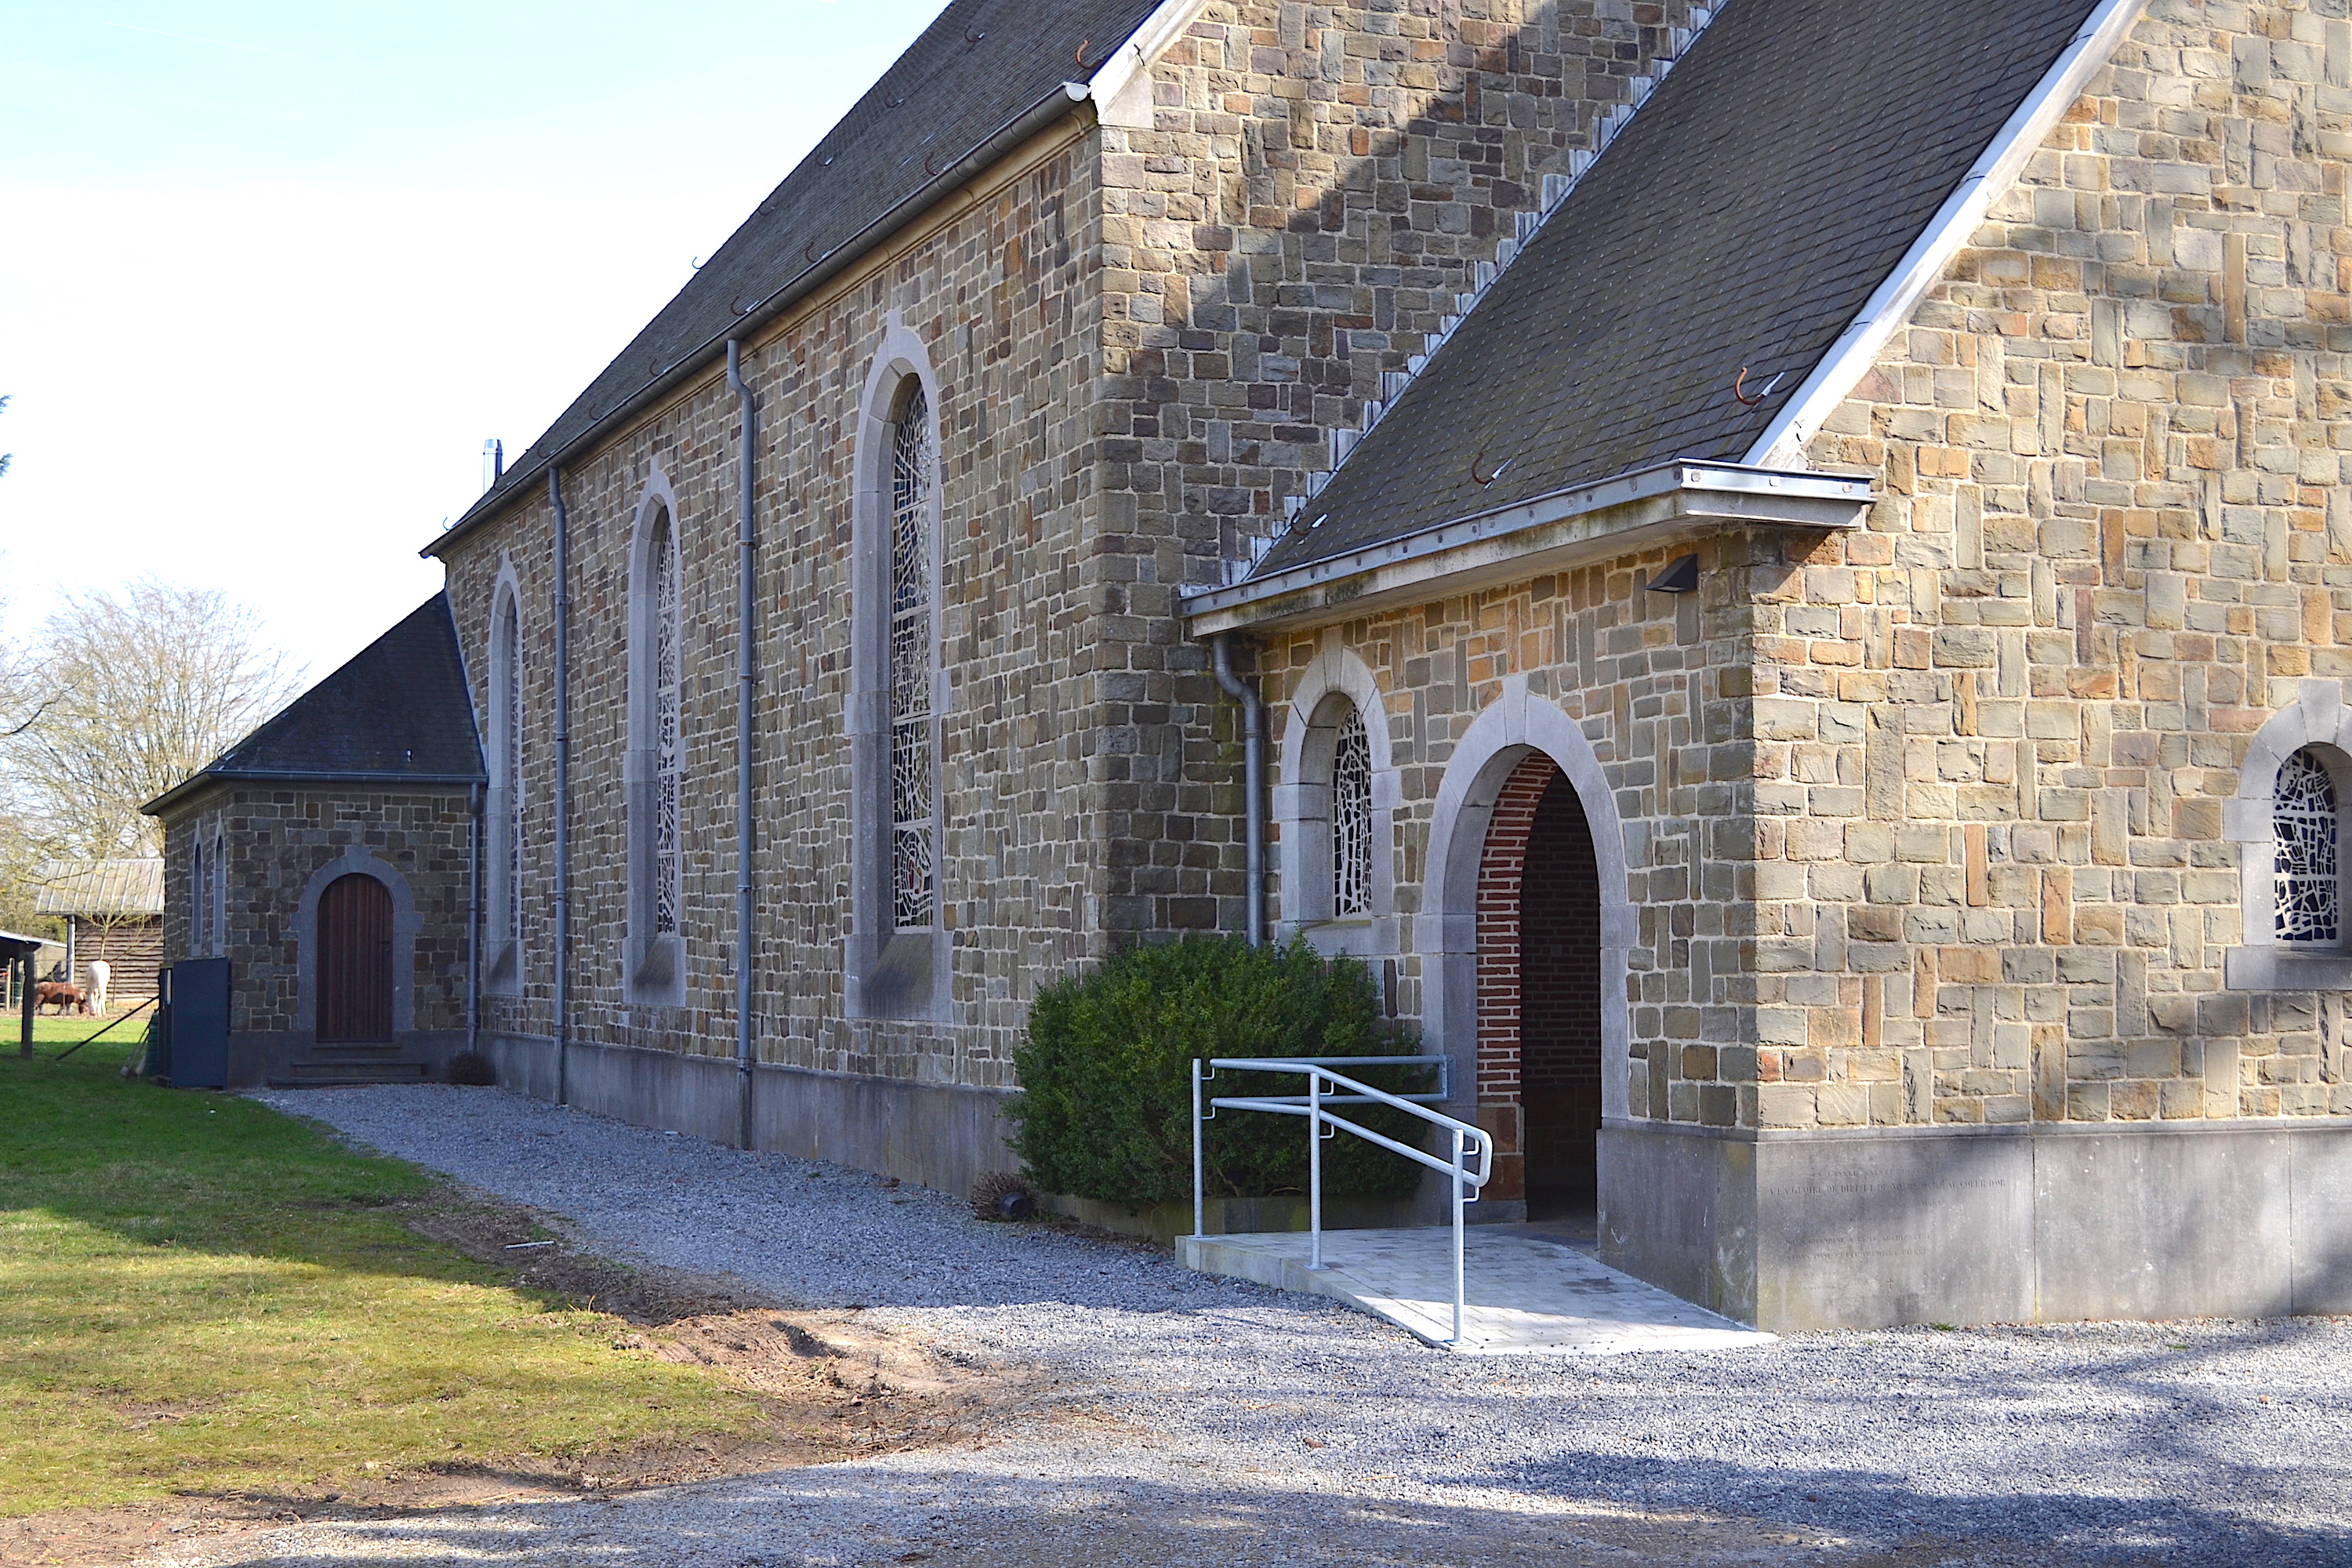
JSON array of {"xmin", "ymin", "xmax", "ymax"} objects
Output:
[{"xmin": 0, "ymin": 1018, "xmax": 769, "ymax": 1516}]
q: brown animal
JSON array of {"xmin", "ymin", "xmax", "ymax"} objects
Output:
[{"xmin": 34, "ymin": 982, "xmax": 89, "ymax": 1016}]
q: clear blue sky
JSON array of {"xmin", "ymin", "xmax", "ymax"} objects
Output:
[{"xmin": 0, "ymin": 0, "xmax": 947, "ymax": 680}]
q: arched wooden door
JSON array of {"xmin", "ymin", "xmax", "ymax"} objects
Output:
[{"xmin": 317, "ymin": 873, "xmax": 394, "ymax": 1042}]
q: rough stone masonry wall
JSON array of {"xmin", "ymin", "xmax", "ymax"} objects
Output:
[
  {"xmin": 1261, "ymin": 539, "xmax": 1746, "ymax": 1125},
  {"xmin": 449, "ymin": 133, "xmax": 1106, "ymax": 1094},
  {"xmin": 1741, "ymin": 0, "xmax": 2352, "ymax": 1131},
  {"xmin": 1101, "ymin": 0, "xmax": 1702, "ymax": 936},
  {"xmin": 161, "ymin": 787, "xmax": 473, "ymax": 1036}
]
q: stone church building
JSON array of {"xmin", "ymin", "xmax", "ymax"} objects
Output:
[{"xmin": 152, "ymin": 0, "xmax": 2352, "ymax": 1330}]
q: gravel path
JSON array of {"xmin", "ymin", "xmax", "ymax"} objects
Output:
[{"xmin": 153, "ymin": 1084, "xmax": 2352, "ymax": 1567}]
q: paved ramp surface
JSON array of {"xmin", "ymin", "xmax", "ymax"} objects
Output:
[{"xmin": 1181, "ymin": 1225, "xmax": 1774, "ymax": 1355}]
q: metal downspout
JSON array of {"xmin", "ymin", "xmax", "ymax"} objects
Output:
[
  {"xmin": 1211, "ymin": 633, "xmax": 1267, "ymax": 947},
  {"xmin": 727, "ymin": 339, "xmax": 758, "ymax": 1151},
  {"xmin": 550, "ymin": 470, "xmax": 573, "ymax": 1105},
  {"xmin": 466, "ymin": 781, "xmax": 481, "ymax": 1055}
]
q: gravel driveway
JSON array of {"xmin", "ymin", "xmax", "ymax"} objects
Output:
[{"xmin": 152, "ymin": 1084, "xmax": 2352, "ymax": 1567}]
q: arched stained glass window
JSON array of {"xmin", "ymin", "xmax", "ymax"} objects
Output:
[
  {"xmin": 649, "ymin": 510, "xmax": 682, "ymax": 938},
  {"xmin": 2275, "ymin": 748, "xmax": 2339, "ymax": 944},
  {"xmin": 1332, "ymin": 706, "xmax": 1371, "ymax": 918},
  {"xmin": 889, "ymin": 383, "xmax": 936, "ymax": 931},
  {"xmin": 495, "ymin": 593, "xmax": 524, "ymax": 957}
]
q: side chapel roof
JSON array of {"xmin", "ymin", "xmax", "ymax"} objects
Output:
[
  {"xmin": 1251, "ymin": 0, "xmax": 2119, "ymax": 579},
  {"xmin": 434, "ymin": 0, "xmax": 1166, "ymax": 550},
  {"xmin": 142, "ymin": 594, "xmax": 484, "ymax": 817}
]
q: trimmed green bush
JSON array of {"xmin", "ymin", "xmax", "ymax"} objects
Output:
[{"xmin": 1006, "ymin": 936, "xmax": 1429, "ymax": 1207}]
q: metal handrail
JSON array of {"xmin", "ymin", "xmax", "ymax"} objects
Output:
[{"xmin": 1191, "ymin": 1055, "xmax": 1493, "ymax": 1346}]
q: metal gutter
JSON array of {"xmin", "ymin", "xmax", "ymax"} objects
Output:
[
  {"xmin": 142, "ymin": 770, "xmax": 485, "ymax": 818},
  {"xmin": 424, "ymin": 80, "xmax": 1099, "ymax": 562},
  {"xmin": 1183, "ymin": 461, "xmax": 1873, "ymax": 637},
  {"xmin": 1210, "ymin": 635, "xmax": 1266, "ymax": 949},
  {"xmin": 727, "ymin": 339, "xmax": 759, "ymax": 1150},
  {"xmin": 550, "ymin": 470, "xmax": 575, "ymax": 1107},
  {"xmin": 1744, "ymin": 0, "xmax": 2150, "ymax": 466}
]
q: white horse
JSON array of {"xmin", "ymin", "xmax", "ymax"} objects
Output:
[{"xmin": 85, "ymin": 959, "xmax": 110, "ymax": 1015}]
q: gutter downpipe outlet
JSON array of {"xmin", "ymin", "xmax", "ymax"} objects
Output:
[
  {"xmin": 727, "ymin": 339, "xmax": 758, "ymax": 1151},
  {"xmin": 550, "ymin": 470, "xmax": 574, "ymax": 1106},
  {"xmin": 1211, "ymin": 633, "xmax": 1267, "ymax": 948}
]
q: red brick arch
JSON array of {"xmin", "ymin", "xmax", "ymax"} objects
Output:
[{"xmin": 1474, "ymin": 749, "xmax": 1602, "ymax": 1210}]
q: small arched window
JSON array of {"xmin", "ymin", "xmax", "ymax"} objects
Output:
[
  {"xmin": 888, "ymin": 383, "xmax": 936, "ymax": 931},
  {"xmin": 2275, "ymin": 747, "xmax": 2339, "ymax": 943},
  {"xmin": 1332, "ymin": 706, "xmax": 1372, "ymax": 918}
]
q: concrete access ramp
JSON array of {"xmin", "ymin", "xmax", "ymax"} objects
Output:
[{"xmin": 1180, "ymin": 1225, "xmax": 1775, "ymax": 1356}]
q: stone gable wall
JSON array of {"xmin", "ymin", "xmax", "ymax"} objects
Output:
[
  {"xmin": 1745, "ymin": 0, "xmax": 2352, "ymax": 1131},
  {"xmin": 1253, "ymin": 0, "xmax": 2352, "ymax": 1145},
  {"xmin": 160, "ymin": 787, "xmax": 473, "ymax": 1036}
]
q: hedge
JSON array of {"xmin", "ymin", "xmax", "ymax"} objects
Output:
[{"xmin": 1005, "ymin": 936, "xmax": 1429, "ymax": 1207}]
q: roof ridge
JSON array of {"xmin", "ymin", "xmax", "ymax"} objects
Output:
[{"xmin": 1224, "ymin": 4, "xmax": 1727, "ymax": 588}]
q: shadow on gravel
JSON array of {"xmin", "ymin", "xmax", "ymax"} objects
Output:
[
  {"xmin": 119, "ymin": 1463, "xmax": 1996, "ymax": 1568},
  {"xmin": 1477, "ymin": 1321, "xmax": 2352, "ymax": 1568}
]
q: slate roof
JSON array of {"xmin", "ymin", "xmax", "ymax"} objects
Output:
[
  {"xmin": 1258, "ymin": 0, "xmax": 2106, "ymax": 578},
  {"xmin": 442, "ymin": 0, "xmax": 1164, "ymax": 544},
  {"xmin": 143, "ymin": 595, "xmax": 483, "ymax": 815}
]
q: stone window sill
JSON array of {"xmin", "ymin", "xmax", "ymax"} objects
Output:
[{"xmin": 2224, "ymin": 946, "xmax": 2352, "ymax": 992}]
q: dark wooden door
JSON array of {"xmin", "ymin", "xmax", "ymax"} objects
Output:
[{"xmin": 317, "ymin": 874, "xmax": 394, "ymax": 1042}]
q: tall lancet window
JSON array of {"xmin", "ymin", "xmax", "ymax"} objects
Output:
[
  {"xmin": 1331, "ymin": 706, "xmax": 1372, "ymax": 918},
  {"xmin": 2275, "ymin": 748, "xmax": 2339, "ymax": 943},
  {"xmin": 488, "ymin": 590, "xmax": 524, "ymax": 977},
  {"xmin": 650, "ymin": 510, "xmax": 682, "ymax": 938},
  {"xmin": 191, "ymin": 837, "xmax": 212, "ymax": 954},
  {"xmin": 889, "ymin": 383, "xmax": 936, "ymax": 930}
]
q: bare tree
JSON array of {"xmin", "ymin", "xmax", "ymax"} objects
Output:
[{"xmin": 5, "ymin": 579, "xmax": 301, "ymax": 859}]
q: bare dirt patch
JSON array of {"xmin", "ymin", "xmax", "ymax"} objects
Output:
[{"xmin": 0, "ymin": 1189, "xmax": 1042, "ymax": 1568}]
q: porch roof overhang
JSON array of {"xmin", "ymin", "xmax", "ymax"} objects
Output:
[{"xmin": 1181, "ymin": 461, "xmax": 1875, "ymax": 639}]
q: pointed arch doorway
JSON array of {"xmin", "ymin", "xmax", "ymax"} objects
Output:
[{"xmin": 1476, "ymin": 752, "xmax": 1604, "ymax": 1223}]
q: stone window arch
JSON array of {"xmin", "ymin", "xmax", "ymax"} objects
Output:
[
  {"xmin": 485, "ymin": 568, "xmax": 524, "ymax": 993},
  {"xmin": 1276, "ymin": 645, "xmax": 1397, "ymax": 954},
  {"xmin": 846, "ymin": 315, "xmax": 947, "ymax": 1021},
  {"xmin": 2227, "ymin": 680, "xmax": 2352, "ymax": 989},
  {"xmin": 625, "ymin": 471, "xmax": 686, "ymax": 1006},
  {"xmin": 292, "ymin": 848, "xmax": 420, "ymax": 1039}
]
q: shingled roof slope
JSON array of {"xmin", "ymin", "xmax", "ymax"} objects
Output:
[
  {"xmin": 450, "ymin": 0, "xmax": 1162, "ymax": 536},
  {"xmin": 1258, "ymin": 0, "xmax": 2106, "ymax": 577},
  {"xmin": 145, "ymin": 596, "xmax": 482, "ymax": 815}
]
